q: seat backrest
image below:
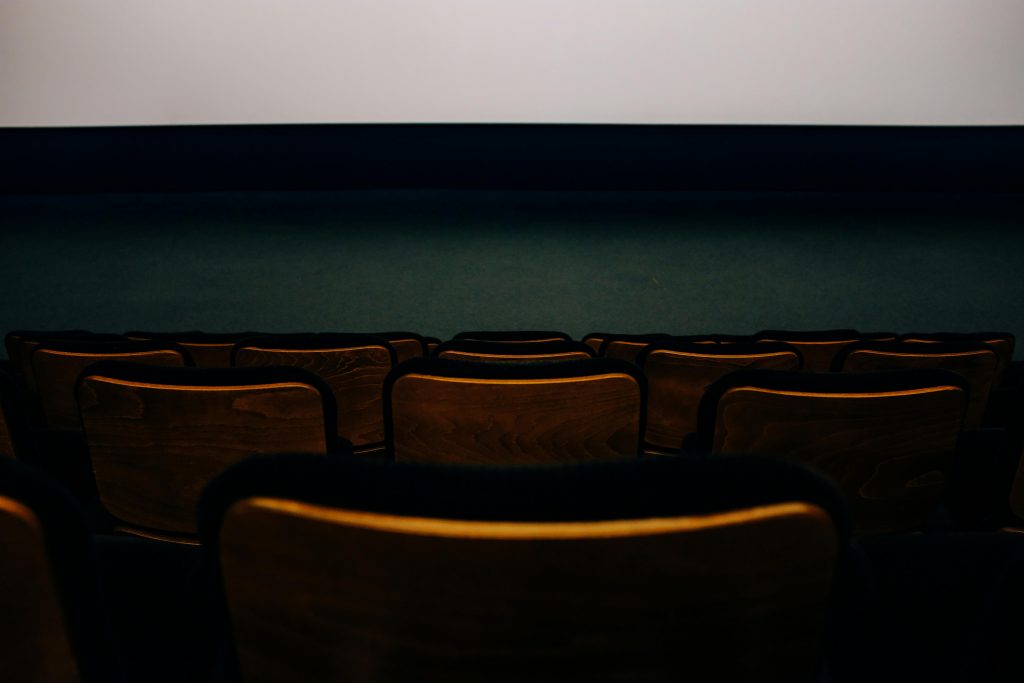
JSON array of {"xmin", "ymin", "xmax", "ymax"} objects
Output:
[
  {"xmin": 32, "ymin": 340, "xmax": 192, "ymax": 433},
  {"xmin": 638, "ymin": 342, "xmax": 802, "ymax": 452},
  {"xmin": 598, "ymin": 333, "xmax": 674, "ymax": 363},
  {"xmin": 899, "ymin": 332, "xmax": 1015, "ymax": 382},
  {"xmin": 6, "ymin": 331, "xmax": 123, "ymax": 392},
  {"xmin": 77, "ymin": 363, "xmax": 335, "ymax": 537},
  {"xmin": 124, "ymin": 331, "xmax": 258, "ymax": 367},
  {"xmin": 364, "ymin": 331, "xmax": 428, "ymax": 363},
  {"xmin": 754, "ymin": 330, "xmax": 896, "ymax": 372},
  {"xmin": 835, "ymin": 342, "xmax": 999, "ymax": 428},
  {"xmin": 0, "ymin": 457, "xmax": 121, "ymax": 682},
  {"xmin": 385, "ymin": 358, "xmax": 645, "ymax": 464},
  {"xmin": 200, "ymin": 453, "xmax": 847, "ymax": 683},
  {"xmin": 454, "ymin": 330, "xmax": 573, "ymax": 344},
  {"xmin": 696, "ymin": 368, "xmax": 969, "ymax": 535},
  {"xmin": 232, "ymin": 334, "xmax": 396, "ymax": 447},
  {"xmin": 434, "ymin": 339, "xmax": 594, "ymax": 363},
  {"xmin": 423, "ymin": 336, "xmax": 442, "ymax": 355}
]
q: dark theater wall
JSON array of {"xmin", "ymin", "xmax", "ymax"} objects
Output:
[{"xmin": 1, "ymin": 190, "xmax": 1021, "ymax": 344}]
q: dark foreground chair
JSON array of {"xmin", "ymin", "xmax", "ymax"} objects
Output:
[
  {"xmin": 385, "ymin": 358, "xmax": 645, "ymax": 464},
  {"xmin": 199, "ymin": 453, "xmax": 851, "ymax": 683},
  {"xmin": 76, "ymin": 363, "xmax": 336, "ymax": 541},
  {"xmin": 0, "ymin": 457, "xmax": 122, "ymax": 682},
  {"xmin": 691, "ymin": 369, "xmax": 969, "ymax": 535}
]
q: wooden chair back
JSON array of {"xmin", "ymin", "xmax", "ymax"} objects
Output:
[
  {"xmin": 836, "ymin": 342, "xmax": 999, "ymax": 428},
  {"xmin": 696, "ymin": 368, "xmax": 969, "ymax": 535},
  {"xmin": 124, "ymin": 331, "xmax": 258, "ymax": 367},
  {"xmin": 385, "ymin": 358, "xmax": 644, "ymax": 464},
  {"xmin": 233, "ymin": 334, "xmax": 396, "ymax": 448},
  {"xmin": 638, "ymin": 342, "xmax": 801, "ymax": 452},
  {"xmin": 754, "ymin": 330, "xmax": 896, "ymax": 372},
  {"xmin": 201, "ymin": 454, "xmax": 846, "ymax": 683},
  {"xmin": 77, "ymin": 363, "xmax": 334, "ymax": 538},
  {"xmin": 434, "ymin": 339, "xmax": 594, "ymax": 363}
]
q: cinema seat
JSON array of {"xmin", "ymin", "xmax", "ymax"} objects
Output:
[
  {"xmin": 637, "ymin": 342, "xmax": 802, "ymax": 453},
  {"xmin": 6, "ymin": 330, "xmax": 124, "ymax": 392},
  {"xmin": 423, "ymin": 336, "xmax": 442, "ymax": 355},
  {"xmin": 0, "ymin": 457, "xmax": 122, "ymax": 682},
  {"xmin": 754, "ymin": 330, "xmax": 897, "ymax": 373},
  {"xmin": 385, "ymin": 357, "xmax": 645, "ymax": 464},
  {"xmin": 124, "ymin": 331, "xmax": 259, "ymax": 367},
  {"xmin": 433, "ymin": 339, "xmax": 594, "ymax": 363},
  {"xmin": 366, "ymin": 331, "xmax": 428, "ymax": 363},
  {"xmin": 899, "ymin": 332, "xmax": 1016, "ymax": 382},
  {"xmin": 834, "ymin": 342, "xmax": 999, "ymax": 429},
  {"xmin": 76, "ymin": 362, "xmax": 336, "ymax": 541},
  {"xmin": 692, "ymin": 368, "xmax": 969, "ymax": 535},
  {"xmin": 199, "ymin": 453, "xmax": 848, "ymax": 683},
  {"xmin": 32, "ymin": 340, "xmax": 192, "ymax": 433},
  {"xmin": 454, "ymin": 330, "xmax": 573, "ymax": 344},
  {"xmin": 232, "ymin": 334, "xmax": 396, "ymax": 451},
  {"xmin": 597, "ymin": 333, "xmax": 675, "ymax": 362}
]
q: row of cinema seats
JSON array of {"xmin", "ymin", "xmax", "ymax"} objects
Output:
[{"xmin": 0, "ymin": 327, "xmax": 1023, "ymax": 680}]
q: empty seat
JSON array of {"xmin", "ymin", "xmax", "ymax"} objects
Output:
[
  {"xmin": 637, "ymin": 342, "xmax": 802, "ymax": 453},
  {"xmin": 454, "ymin": 330, "xmax": 573, "ymax": 344},
  {"xmin": 77, "ymin": 362, "xmax": 336, "ymax": 541},
  {"xmin": 834, "ymin": 342, "xmax": 999, "ymax": 429},
  {"xmin": 365, "ymin": 331, "xmax": 428, "ymax": 363},
  {"xmin": 423, "ymin": 336, "xmax": 442, "ymax": 355},
  {"xmin": 6, "ymin": 330, "xmax": 124, "ymax": 392},
  {"xmin": 124, "ymin": 331, "xmax": 258, "ymax": 367},
  {"xmin": 199, "ymin": 453, "xmax": 849, "ymax": 683},
  {"xmin": 385, "ymin": 357, "xmax": 645, "ymax": 464},
  {"xmin": 32, "ymin": 340, "xmax": 192, "ymax": 433},
  {"xmin": 899, "ymin": 332, "xmax": 1016, "ymax": 382},
  {"xmin": 232, "ymin": 334, "xmax": 396, "ymax": 450},
  {"xmin": 754, "ymin": 330, "xmax": 896, "ymax": 373},
  {"xmin": 433, "ymin": 339, "xmax": 594, "ymax": 363},
  {"xmin": 692, "ymin": 368, "xmax": 969, "ymax": 535},
  {"xmin": 0, "ymin": 457, "xmax": 122, "ymax": 682}
]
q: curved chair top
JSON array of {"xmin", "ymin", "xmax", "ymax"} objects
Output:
[
  {"xmin": 231, "ymin": 333, "xmax": 398, "ymax": 366},
  {"xmin": 386, "ymin": 355, "xmax": 644, "ymax": 387},
  {"xmin": 32, "ymin": 339, "xmax": 195, "ymax": 365},
  {"xmin": 124, "ymin": 330, "xmax": 260, "ymax": 344},
  {"xmin": 0, "ymin": 457, "xmax": 122, "ymax": 681},
  {"xmin": 637, "ymin": 341, "xmax": 803, "ymax": 368},
  {"xmin": 454, "ymin": 330, "xmax": 573, "ymax": 343},
  {"xmin": 832, "ymin": 341, "xmax": 998, "ymax": 370},
  {"xmin": 433, "ymin": 339, "xmax": 595, "ymax": 361},
  {"xmin": 754, "ymin": 329, "xmax": 880, "ymax": 342}
]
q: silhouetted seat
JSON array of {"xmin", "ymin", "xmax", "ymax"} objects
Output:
[
  {"xmin": 692, "ymin": 368, "xmax": 969, "ymax": 535},
  {"xmin": 638, "ymin": 342, "xmax": 802, "ymax": 453},
  {"xmin": 76, "ymin": 362, "xmax": 337, "ymax": 541},
  {"xmin": 199, "ymin": 453, "xmax": 850, "ymax": 683},
  {"xmin": 454, "ymin": 330, "xmax": 573, "ymax": 344},
  {"xmin": 434, "ymin": 339, "xmax": 594, "ymax": 363},
  {"xmin": 32, "ymin": 340, "xmax": 192, "ymax": 433},
  {"xmin": 835, "ymin": 342, "xmax": 999, "ymax": 429},
  {"xmin": 0, "ymin": 457, "xmax": 122, "ymax": 682},
  {"xmin": 124, "ymin": 331, "xmax": 258, "ymax": 367},
  {"xmin": 6, "ymin": 330, "xmax": 125, "ymax": 392},
  {"xmin": 754, "ymin": 330, "xmax": 896, "ymax": 372},
  {"xmin": 385, "ymin": 357, "xmax": 645, "ymax": 464},
  {"xmin": 232, "ymin": 334, "xmax": 396, "ymax": 451}
]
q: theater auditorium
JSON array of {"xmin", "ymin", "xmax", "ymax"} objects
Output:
[{"xmin": 1, "ymin": 2, "xmax": 1023, "ymax": 681}]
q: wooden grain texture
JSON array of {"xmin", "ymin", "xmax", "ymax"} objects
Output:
[
  {"xmin": 437, "ymin": 350, "xmax": 592, "ymax": 363},
  {"xmin": 390, "ymin": 374, "xmax": 642, "ymax": 464},
  {"xmin": 77, "ymin": 377, "xmax": 328, "ymax": 534},
  {"xmin": 643, "ymin": 350, "xmax": 800, "ymax": 451},
  {"xmin": 0, "ymin": 497, "xmax": 80, "ymax": 683},
  {"xmin": 756, "ymin": 339, "xmax": 858, "ymax": 372},
  {"xmin": 235, "ymin": 346, "xmax": 392, "ymax": 446},
  {"xmin": 712, "ymin": 386, "xmax": 966, "ymax": 535},
  {"xmin": 842, "ymin": 349, "xmax": 997, "ymax": 428},
  {"xmin": 603, "ymin": 341, "xmax": 651, "ymax": 363},
  {"xmin": 32, "ymin": 349, "xmax": 186, "ymax": 433},
  {"xmin": 221, "ymin": 497, "xmax": 836, "ymax": 683}
]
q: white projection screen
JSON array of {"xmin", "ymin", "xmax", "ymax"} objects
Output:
[{"xmin": 2, "ymin": 0, "xmax": 1023, "ymax": 127}]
